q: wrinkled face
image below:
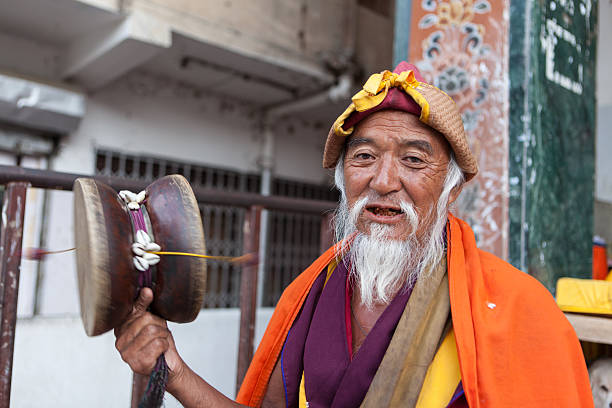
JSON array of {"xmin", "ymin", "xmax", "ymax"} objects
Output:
[{"xmin": 343, "ymin": 110, "xmax": 457, "ymax": 241}]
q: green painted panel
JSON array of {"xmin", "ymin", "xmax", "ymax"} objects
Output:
[
  {"xmin": 509, "ymin": 0, "xmax": 597, "ymax": 293},
  {"xmin": 392, "ymin": 0, "xmax": 412, "ymax": 66},
  {"xmin": 508, "ymin": 0, "xmax": 529, "ymax": 270}
]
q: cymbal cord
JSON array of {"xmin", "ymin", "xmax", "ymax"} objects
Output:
[
  {"xmin": 23, "ymin": 247, "xmax": 255, "ymax": 265},
  {"xmin": 149, "ymin": 251, "xmax": 255, "ymax": 264}
]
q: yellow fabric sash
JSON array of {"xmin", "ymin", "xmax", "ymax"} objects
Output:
[
  {"xmin": 353, "ymin": 70, "xmax": 420, "ymax": 112},
  {"xmin": 416, "ymin": 329, "xmax": 462, "ymax": 408},
  {"xmin": 331, "ymin": 69, "xmax": 431, "ymax": 139}
]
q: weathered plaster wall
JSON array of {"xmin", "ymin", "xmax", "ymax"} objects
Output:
[
  {"xmin": 355, "ymin": 5, "xmax": 394, "ymax": 75},
  {"xmin": 12, "ymin": 309, "xmax": 274, "ymax": 407},
  {"xmin": 595, "ymin": 0, "xmax": 612, "ymax": 204},
  {"xmin": 0, "ymin": 31, "xmax": 60, "ymax": 80},
  {"xmin": 16, "ymin": 70, "xmax": 330, "ymax": 318},
  {"xmin": 595, "ymin": 0, "xmax": 612, "ymax": 256},
  {"xmin": 128, "ymin": 0, "xmax": 347, "ymax": 82},
  {"xmin": 12, "ymin": 68, "xmax": 333, "ymax": 406},
  {"xmin": 597, "ymin": 105, "xmax": 612, "ymax": 203}
]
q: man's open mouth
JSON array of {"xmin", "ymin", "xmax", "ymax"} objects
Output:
[{"xmin": 366, "ymin": 206, "xmax": 403, "ymax": 217}]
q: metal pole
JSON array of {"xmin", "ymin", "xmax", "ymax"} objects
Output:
[
  {"xmin": 257, "ymin": 120, "xmax": 274, "ymax": 308},
  {"xmin": 0, "ymin": 165, "xmax": 336, "ymax": 215},
  {"xmin": 236, "ymin": 206, "xmax": 262, "ymax": 394},
  {"xmin": 320, "ymin": 213, "xmax": 335, "ymax": 254},
  {"xmin": 0, "ymin": 182, "xmax": 29, "ymax": 408},
  {"xmin": 393, "ymin": 0, "xmax": 413, "ymax": 66}
]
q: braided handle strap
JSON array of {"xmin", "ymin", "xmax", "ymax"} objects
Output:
[{"xmin": 121, "ymin": 190, "xmax": 168, "ymax": 408}]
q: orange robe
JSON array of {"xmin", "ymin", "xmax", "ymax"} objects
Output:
[{"xmin": 237, "ymin": 214, "xmax": 593, "ymax": 407}]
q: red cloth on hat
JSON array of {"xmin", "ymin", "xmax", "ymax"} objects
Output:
[{"xmin": 342, "ymin": 62, "xmax": 425, "ymax": 131}]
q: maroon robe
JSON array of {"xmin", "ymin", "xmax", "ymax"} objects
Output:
[
  {"xmin": 279, "ymin": 259, "xmax": 467, "ymax": 407},
  {"xmin": 280, "ymin": 260, "xmax": 414, "ymax": 407}
]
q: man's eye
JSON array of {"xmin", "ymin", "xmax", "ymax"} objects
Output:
[
  {"xmin": 405, "ymin": 156, "xmax": 424, "ymax": 164},
  {"xmin": 356, "ymin": 153, "xmax": 373, "ymax": 160}
]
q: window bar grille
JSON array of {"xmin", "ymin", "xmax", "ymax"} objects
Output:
[
  {"xmin": 95, "ymin": 149, "xmax": 337, "ymax": 308},
  {"xmin": 103, "ymin": 153, "xmax": 112, "ymax": 176},
  {"xmin": 219, "ymin": 209, "xmax": 232, "ymax": 307},
  {"xmin": 117, "ymin": 154, "xmax": 126, "ymax": 176}
]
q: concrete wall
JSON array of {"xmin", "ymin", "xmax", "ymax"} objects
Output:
[
  {"xmin": 11, "ymin": 308, "xmax": 274, "ymax": 407},
  {"xmin": 10, "ymin": 69, "xmax": 333, "ymax": 406},
  {"xmin": 597, "ymin": 104, "xmax": 612, "ymax": 203},
  {"xmin": 130, "ymin": 0, "xmax": 347, "ymax": 64},
  {"xmin": 595, "ymin": 0, "xmax": 612, "ymax": 257},
  {"xmin": 0, "ymin": 32, "xmax": 59, "ymax": 81},
  {"xmin": 355, "ymin": 5, "xmax": 394, "ymax": 75},
  {"xmin": 50, "ymin": 69, "xmax": 330, "ymax": 179},
  {"xmin": 0, "ymin": 1, "xmax": 381, "ymax": 406},
  {"xmin": 15, "ymin": 69, "xmax": 331, "ymax": 319},
  {"xmin": 596, "ymin": 0, "xmax": 612, "ymax": 203}
]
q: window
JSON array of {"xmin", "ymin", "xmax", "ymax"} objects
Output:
[{"xmin": 95, "ymin": 150, "xmax": 338, "ymax": 307}]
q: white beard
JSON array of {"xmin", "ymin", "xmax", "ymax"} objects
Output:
[
  {"xmin": 332, "ymin": 153, "xmax": 464, "ymax": 308},
  {"xmin": 334, "ymin": 194, "xmax": 448, "ymax": 308}
]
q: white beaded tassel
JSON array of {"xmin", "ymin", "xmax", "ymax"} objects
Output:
[
  {"xmin": 132, "ymin": 230, "xmax": 161, "ymax": 271},
  {"xmin": 119, "ymin": 190, "xmax": 147, "ymax": 210},
  {"xmin": 119, "ymin": 189, "xmax": 162, "ymax": 271}
]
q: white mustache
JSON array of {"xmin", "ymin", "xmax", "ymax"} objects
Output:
[
  {"xmin": 348, "ymin": 195, "xmax": 419, "ymax": 235},
  {"xmin": 335, "ymin": 192, "xmax": 447, "ymax": 308}
]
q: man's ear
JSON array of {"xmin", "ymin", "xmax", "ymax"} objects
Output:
[{"xmin": 448, "ymin": 183, "xmax": 464, "ymax": 206}]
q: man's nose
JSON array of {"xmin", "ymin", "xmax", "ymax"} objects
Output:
[{"xmin": 369, "ymin": 156, "xmax": 402, "ymax": 195}]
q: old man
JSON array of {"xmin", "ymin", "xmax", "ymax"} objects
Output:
[{"xmin": 115, "ymin": 62, "xmax": 593, "ymax": 407}]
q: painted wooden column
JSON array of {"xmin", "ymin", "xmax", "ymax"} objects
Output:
[
  {"xmin": 405, "ymin": 0, "xmax": 511, "ymax": 259},
  {"xmin": 393, "ymin": 0, "xmax": 597, "ymax": 291}
]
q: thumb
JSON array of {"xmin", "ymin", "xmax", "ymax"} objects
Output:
[{"xmin": 132, "ymin": 287, "xmax": 154, "ymax": 315}]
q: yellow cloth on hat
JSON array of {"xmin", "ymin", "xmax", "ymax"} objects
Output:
[{"xmin": 331, "ymin": 69, "xmax": 431, "ymax": 139}]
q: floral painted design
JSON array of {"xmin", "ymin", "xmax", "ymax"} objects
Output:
[
  {"xmin": 409, "ymin": 0, "xmax": 509, "ymax": 258},
  {"xmin": 419, "ymin": 0, "xmax": 491, "ymax": 30}
]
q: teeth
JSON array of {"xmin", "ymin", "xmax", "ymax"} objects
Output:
[{"xmin": 369, "ymin": 207, "xmax": 401, "ymax": 216}]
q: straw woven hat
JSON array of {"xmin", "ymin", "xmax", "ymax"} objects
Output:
[{"xmin": 323, "ymin": 62, "xmax": 478, "ymax": 180}]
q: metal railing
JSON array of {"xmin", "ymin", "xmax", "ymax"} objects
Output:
[
  {"xmin": 93, "ymin": 149, "xmax": 339, "ymax": 308},
  {"xmin": 0, "ymin": 164, "xmax": 337, "ymax": 408}
]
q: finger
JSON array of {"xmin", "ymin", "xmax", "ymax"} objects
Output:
[
  {"xmin": 118, "ymin": 323, "xmax": 170, "ymax": 354},
  {"xmin": 133, "ymin": 287, "xmax": 154, "ymax": 315},
  {"xmin": 124, "ymin": 338, "xmax": 170, "ymax": 375},
  {"xmin": 115, "ymin": 313, "xmax": 168, "ymax": 351},
  {"xmin": 113, "ymin": 288, "xmax": 156, "ymax": 339},
  {"xmin": 121, "ymin": 328, "xmax": 171, "ymax": 375}
]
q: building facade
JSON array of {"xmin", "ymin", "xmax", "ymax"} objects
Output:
[{"xmin": 0, "ymin": 0, "xmax": 392, "ymax": 405}]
